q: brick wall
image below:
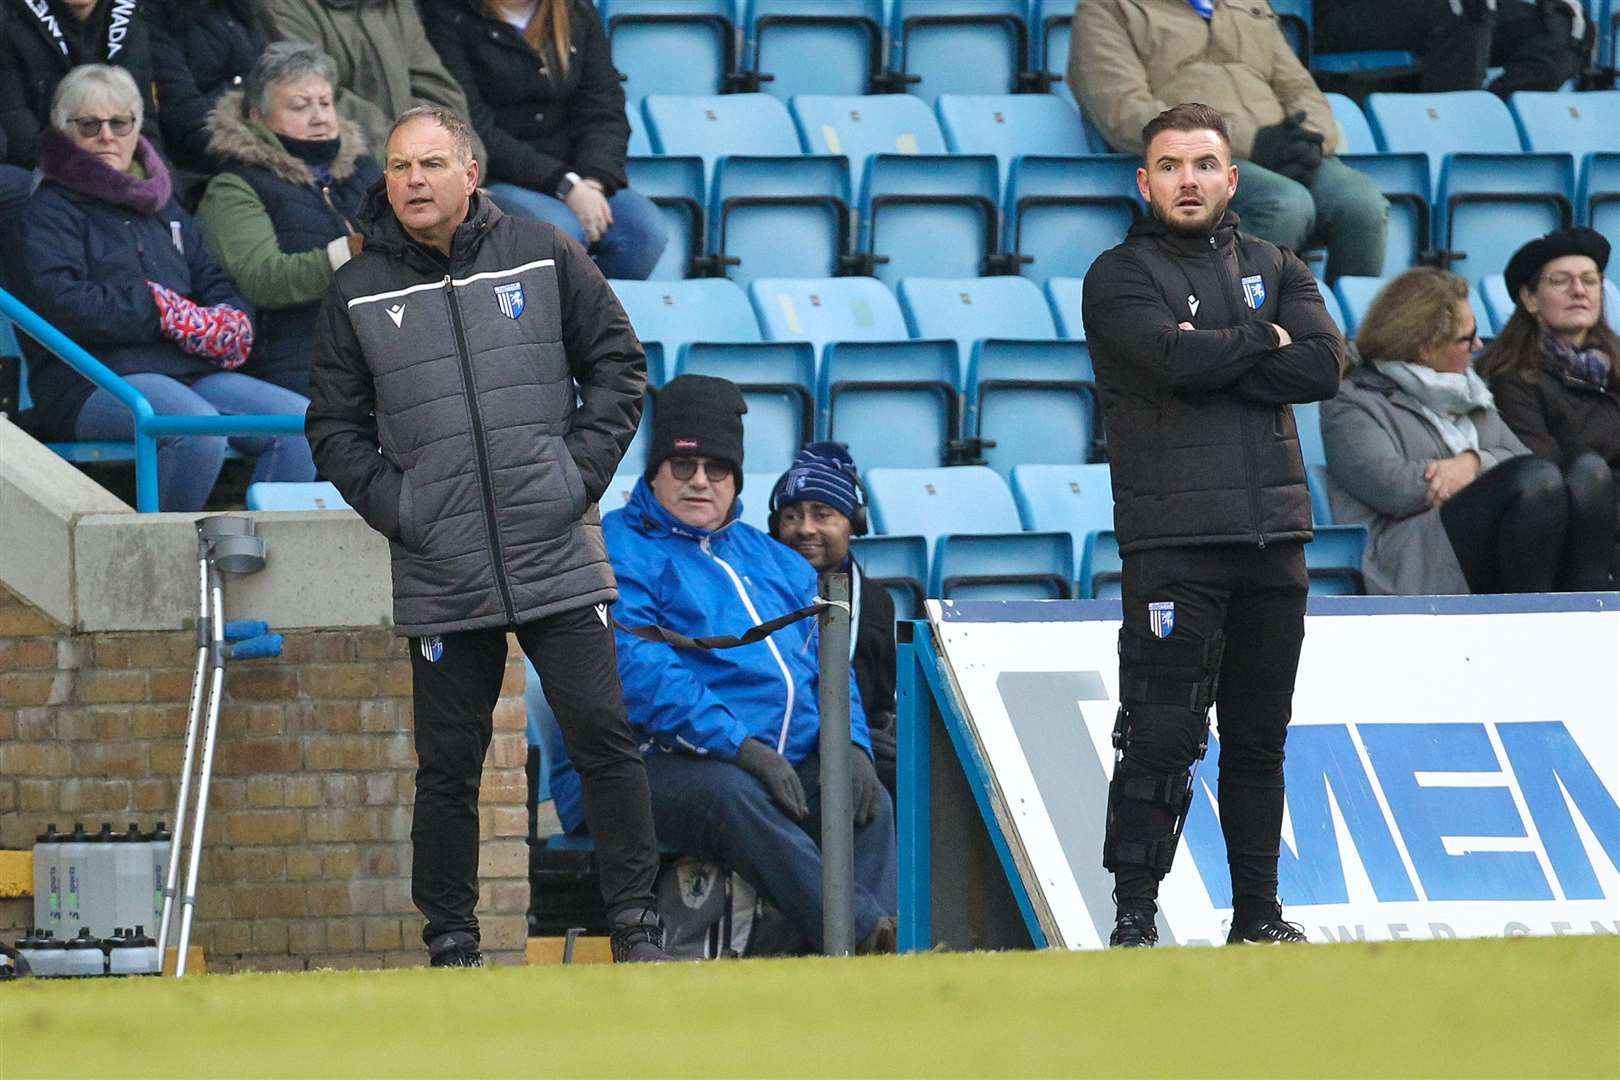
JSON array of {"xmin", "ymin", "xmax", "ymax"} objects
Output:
[{"xmin": 0, "ymin": 585, "xmax": 529, "ymax": 971}]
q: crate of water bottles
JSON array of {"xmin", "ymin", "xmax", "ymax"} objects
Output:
[{"xmin": 17, "ymin": 821, "xmax": 171, "ymax": 977}]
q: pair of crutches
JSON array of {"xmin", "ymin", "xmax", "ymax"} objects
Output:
[{"xmin": 156, "ymin": 516, "xmax": 282, "ymax": 976}]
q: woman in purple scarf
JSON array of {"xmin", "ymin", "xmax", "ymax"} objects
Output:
[
  {"xmin": 16, "ymin": 63, "xmax": 315, "ymax": 511},
  {"xmin": 1481, "ymin": 228, "xmax": 1620, "ymax": 581}
]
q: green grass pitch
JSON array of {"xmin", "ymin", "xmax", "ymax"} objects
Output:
[{"xmin": 3, "ymin": 935, "xmax": 1617, "ymax": 1078}]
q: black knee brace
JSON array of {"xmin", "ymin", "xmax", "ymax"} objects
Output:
[{"xmin": 1103, "ymin": 626, "xmax": 1225, "ymax": 876}]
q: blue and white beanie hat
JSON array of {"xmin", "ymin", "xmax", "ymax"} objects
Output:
[{"xmin": 770, "ymin": 441, "xmax": 859, "ymax": 522}]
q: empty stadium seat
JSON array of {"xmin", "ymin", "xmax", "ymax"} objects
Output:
[
  {"xmin": 888, "ymin": 0, "xmax": 1040, "ymax": 105},
  {"xmin": 936, "ymin": 93, "xmax": 1089, "ymax": 188},
  {"xmin": 603, "ymin": 0, "xmax": 739, "ymax": 108},
  {"xmin": 644, "ymin": 93, "xmax": 802, "ymax": 183},
  {"xmin": 610, "ymin": 278, "xmax": 761, "ymax": 377},
  {"xmin": 736, "ymin": 474, "xmax": 780, "ymax": 531},
  {"xmin": 597, "ymin": 472, "xmax": 644, "ymax": 518},
  {"xmin": 675, "ymin": 340, "xmax": 816, "ymax": 474},
  {"xmin": 1010, "ymin": 461, "xmax": 1113, "ymax": 576},
  {"xmin": 1043, "ymin": 277, "xmax": 1086, "ymax": 340},
  {"xmin": 1293, "ymin": 401, "xmax": 1325, "ymax": 468},
  {"xmin": 1327, "ymin": 93, "xmax": 1376, "ymax": 154},
  {"xmin": 933, "ymin": 531, "xmax": 1074, "ymax": 599},
  {"xmin": 1079, "ymin": 529, "xmax": 1121, "ymax": 598},
  {"xmin": 749, "ymin": 276, "xmax": 910, "ymax": 362},
  {"xmin": 818, "ymin": 339, "xmax": 960, "ymax": 469},
  {"xmin": 1511, "ymin": 90, "xmax": 1620, "ymax": 253},
  {"xmin": 1480, "ymin": 273, "xmax": 1514, "ymax": 334},
  {"xmin": 1032, "ymin": 0, "xmax": 1077, "ymax": 103},
  {"xmin": 1003, "ymin": 154, "xmax": 1141, "ymax": 286},
  {"xmin": 849, "ymin": 533, "xmax": 929, "ymax": 619},
  {"xmin": 745, "ymin": 0, "xmax": 886, "ymax": 99},
  {"xmin": 898, "ymin": 275, "xmax": 1055, "ymax": 367},
  {"xmin": 710, "ymin": 154, "xmax": 854, "ymax": 283},
  {"xmin": 1315, "ymin": 278, "xmax": 1347, "ymax": 334},
  {"xmin": 1305, "ymin": 524, "xmax": 1370, "ymax": 595},
  {"xmin": 1306, "ymin": 463, "xmax": 1334, "ymax": 526},
  {"xmin": 624, "ymin": 155, "xmax": 707, "ymax": 280},
  {"xmin": 1333, "ymin": 275, "xmax": 1383, "ymax": 336},
  {"xmin": 245, "ymin": 482, "xmax": 352, "ymax": 511},
  {"xmin": 865, "ymin": 464, "xmax": 1022, "ymax": 553}
]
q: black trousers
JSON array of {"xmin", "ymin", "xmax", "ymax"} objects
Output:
[
  {"xmin": 407, "ymin": 604, "xmax": 660, "ymax": 945},
  {"xmin": 1314, "ymin": 0, "xmax": 1492, "ymax": 91},
  {"xmin": 1114, "ymin": 543, "xmax": 1308, "ymax": 917}
]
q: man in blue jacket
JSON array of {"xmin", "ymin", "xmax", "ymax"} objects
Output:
[{"xmin": 551, "ymin": 374, "xmax": 898, "ymax": 955}]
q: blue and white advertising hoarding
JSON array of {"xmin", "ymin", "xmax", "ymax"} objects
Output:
[{"xmin": 927, "ymin": 595, "xmax": 1620, "ymax": 950}]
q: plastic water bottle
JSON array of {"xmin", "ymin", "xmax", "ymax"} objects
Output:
[
  {"xmin": 59, "ymin": 824, "xmax": 91, "ymax": 935},
  {"xmin": 148, "ymin": 822, "xmax": 171, "ymax": 929},
  {"xmin": 32, "ymin": 824, "xmax": 64, "ymax": 937},
  {"xmin": 130, "ymin": 925, "xmax": 160, "ymax": 975},
  {"xmin": 62, "ymin": 928, "xmax": 106, "ymax": 977},
  {"xmin": 111, "ymin": 823, "xmax": 153, "ymax": 933},
  {"xmin": 106, "ymin": 927, "xmax": 152, "ymax": 976},
  {"xmin": 16, "ymin": 930, "xmax": 63, "ymax": 978},
  {"xmin": 81, "ymin": 824, "xmax": 118, "ymax": 938}
]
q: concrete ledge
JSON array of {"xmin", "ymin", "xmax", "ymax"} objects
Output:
[{"xmin": 0, "ymin": 851, "xmax": 31, "ymax": 899}]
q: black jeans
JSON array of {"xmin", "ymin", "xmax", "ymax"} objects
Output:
[
  {"xmin": 1439, "ymin": 452, "xmax": 1615, "ymax": 593},
  {"xmin": 407, "ymin": 605, "xmax": 660, "ymax": 945},
  {"xmin": 1115, "ymin": 543, "xmax": 1308, "ymax": 917},
  {"xmin": 1314, "ymin": 0, "xmax": 1492, "ymax": 91}
]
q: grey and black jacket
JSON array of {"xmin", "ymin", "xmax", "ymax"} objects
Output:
[
  {"xmin": 306, "ymin": 186, "xmax": 646, "ymax": 636},
  {"xmin": 1082, "ymin": 210, "xmax": 1344, "ymax": 554}
]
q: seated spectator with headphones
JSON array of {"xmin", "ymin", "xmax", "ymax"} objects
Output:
[
  {"xmin": 768, "ymin": 443, "xmax": 897, "ymax": 798},
  {"xmin": 548, "ymin": 375, "xmax": 898, "ymax": 956}
]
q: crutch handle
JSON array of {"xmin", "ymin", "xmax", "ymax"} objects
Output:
[
  {"xmin": 223, "ymin": 619, "xmax": 270, "ymax": 641},
  {"xmin": 226, "ymin": 633, "xmax": 283, "ymax": 660}
]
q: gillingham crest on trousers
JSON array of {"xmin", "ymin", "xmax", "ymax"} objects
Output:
[
  {"xmin": 1241, "ymin": 274, "xmax": 1266, "ymax": 310},
  {"xmin": 494, "ymin": 281, "xmax": 526, "ymax": 319},
  {"xmin": 1148, "ymin": 601, "xmax": 1175, "ymax": 639}
]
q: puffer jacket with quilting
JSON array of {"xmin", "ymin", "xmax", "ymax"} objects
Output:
[{"xmin": 305, "ymin": 185, "xmax": 646, "ymax": 635}]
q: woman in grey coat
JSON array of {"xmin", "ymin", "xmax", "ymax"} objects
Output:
[{"xmin": 1322, "ymin": 268, "xmax": 1612, "ymax": 595}]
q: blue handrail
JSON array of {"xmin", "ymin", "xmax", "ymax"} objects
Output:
[{"xmin": 0, "ymin": 285, "xmax": 306, "ymax": 512}]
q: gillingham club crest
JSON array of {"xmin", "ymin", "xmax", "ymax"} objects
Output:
[
  {"xmin": 1148, "ymin": 601, "xmax": 1175, "ymax": 639},
  {"xmin": 494, "ymin": 281, "xmax": 526, "ymax": 320},
  {"xmin": 1241, "ymin": 274, "xmax": 1266, "ymax": 310}
]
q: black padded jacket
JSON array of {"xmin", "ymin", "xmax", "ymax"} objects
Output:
[
  {"xmin": 306, "ymin": 186, "xmax": 646, "ymax": 636},
  {"xmin": 1081, "ymin": 210, "xmax": 1344, "ymax": 554}
]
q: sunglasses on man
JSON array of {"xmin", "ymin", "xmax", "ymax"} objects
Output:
[{"xmin": 667, "ymin": 457, "xmax": 732, "ymax": 482}]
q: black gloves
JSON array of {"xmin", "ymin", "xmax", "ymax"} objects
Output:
[
  {"xmin": 1249, "ymin": 111, "xmax": 1326, "ymax": 187},
  {"xmin": 736, "ymin": 738, "xmax": 809, "ymax": 821},
  {"xmin": 850, "ymin": 745, "xmax": 883, "ymax": 826}
]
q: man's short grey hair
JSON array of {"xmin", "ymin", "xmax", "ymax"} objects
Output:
[
  {"xmin": 244, "ymin": 41, "xmax": 338, "ymax": 117},
  {"xmin": 388, "ymin": 106, "xmax": 475, "ymax": 165},
  {"xmin": 51, "ymin": 65, "xmax": 143, "ymax": 132}
]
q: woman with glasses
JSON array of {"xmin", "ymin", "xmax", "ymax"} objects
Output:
[
  {"xmin": 1321, "ymin": 267, "xmax": 1613, "ymax": 594},
  {"xmin": 16, "ymin": 64, "xmax": 316, "ymax": 511},
  {"xmin": 1479, "ymin": 228, "xmax": 1620, "ymax": 580}
]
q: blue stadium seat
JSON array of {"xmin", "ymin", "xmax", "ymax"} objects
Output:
[
  {"xmin": 745, "ymin": 0, "xmax": 886, "ymax": 99},
  {"xmin": 849, "ymin": 533, "xmax": 930, "ymax": 619},
  {"xmin": 644, "ymin": 93, "xmax": 802, "ymax": 185},
  {"xmin": 1003, "ymin": 153, "xmax": 1141, "ymax": 286},
  {"xmin": 1079, "ymin": 529, "xmax": 1121, "ymax": 599},
  {"xmin": 897, "ymin": 275, "xmax": 1054, "ymax": 372},
  {"xmin": 1306, "ymin": 464, "xmax": 1334, "ymax": 526},
  {"xmin": 736, "ymin": 474, "xmax": 780, "ymax": 531},
  {"xmin": 1009, "ymin": 461, "xmax": 1113, "ymax": 579},
  {"xmin": 933, "ymin": 530, "xmax": 1074, "ymax": 599},
  {"xmin": 1315, "ymin": 277, "xmax": 1347, "ymax": 334},
  {"xmin": 1332, "ymin": 275, "xmax": 1383, "ymax": 336},
  {"xmin": 245, "ymin": 482, "xmax": 352, "ymax": 511},
  {"xmin": 610, "ymin": 278, "xmax": 761, "ymax": 382},
  {"xmin": 710, "ymin": 154, "xmax": 854, "ymax": 284},
  {"xmin": 1281, "ymin": 0, "xmax": 1419, "ymax": 80},
  {"xmin": 1512, "ymin": 91, "xmax": 1620, "ymax": 252},
  {"xmin": 791, "ymin": 94, "xmax": 1001, "ymax": 282},
  {"xmin": 887, "ymin": 0, "xmax": 1040, "ymax": 105},
  {"xmin": 864, "ymin": 464, "xmax": 1023, "ymax": 558},
  {"xmin": 1305, "ymin": 524, "xmax": 1370, "ymax": 595},
  {"xmin": 818, "ymin": 339, "xmax": 960, "ymax": 469},
  {"xmin": 1479, "ymin": 273, "xmax": 1514, "ymax": 334},
  {"xmin": 749, "ymin": 276, "xmax": 909, "ymax": 364},
  {"xmin": 621, "ymin": 399, "xmax": 652, "ymax": 475},
  {"xmin": 597, "ymin": 472, "xmax": 643, "ymax": 518},
  {"xmin": 1267, "ymin": 0, "xmax": 1311, "ymax": 60},
  {"xmin": 1043, "ymin": 277, "xmax": 1086, "ymax": 340},
  {"xmin": 1335, "ymin": 149, "xmax": 1431, "ymax": 276},
  {"xmin": 1327, "ymin": 93, "xmax": 1376, "ymax": 154},
  {"xmin": 936, "ymin": 93, "xmax": 1089, "ymax": 188},
  {"xmin": 1583, "ymin": 153, "xmax": 1620, "ymax": 257},
  {"xmin": 675, "ymin": 341, "xmax": 815, "ymax": 474},
  {"xmin": 1032, "ymin": 0, "xmax": 1078, "ymax": 103},
  {"xmin": 602, "ymin": 0, "xmax": 739, "ymax": 108},
  {"xmin": 1293, "ymin": 400, "xmax": 1326, "ymax": 468},
  {"xmin": 625, "ymin": 155, "xmax": 707, "ymax": 280},
  {"xmin": 1609, "ymin": 279, "xmax": 1620, "ymax": 334}
]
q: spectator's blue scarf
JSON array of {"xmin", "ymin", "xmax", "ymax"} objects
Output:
[
  {"xmin": 1543, "ymin": 330, "xmax": 1614, "ymax": 391},
  {"xmin": 1187, "ymin": 0, "xmax": 1214, "ymax": 19}
]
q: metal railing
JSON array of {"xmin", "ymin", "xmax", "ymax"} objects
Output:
[{"xmin": 0, "ymin": 285, "xmax": 306, "ymax": 512}]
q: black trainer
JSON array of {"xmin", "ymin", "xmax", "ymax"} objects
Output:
[
  {"xmin": 1108, "ymin": 910, "xmax": 1158, "ymax": 948},
  {"xmin": 610, "ymin": 907, "xmax": 675, "ymax": 963},
  {"xmin": 427, "ymin": 931, "xmax": 484, "ymax": 968},
  {"xmin": 1227, "ymin": 906, "xmax": 1308, "ymax": 944}
]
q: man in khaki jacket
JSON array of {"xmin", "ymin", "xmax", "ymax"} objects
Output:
[{"xmin": 1070, "ymin": 0, "xmax": 1386, "ymax": 280}]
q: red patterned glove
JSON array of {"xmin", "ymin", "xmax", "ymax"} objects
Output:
[{"xmin": 148, "ymin": 281, "xmax": 254, "ymax": 370}]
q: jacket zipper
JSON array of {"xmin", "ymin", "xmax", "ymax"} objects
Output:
[
  {"xmin": 1211, "ymin": 235, "xmax": 1267, "ymax": 548},
  {"xmin": 702, "ymin": 534, "xmax": 796, "ymax": 754},
  {"xmin": 445, "ymin": 280, "xmax": 518, "ymax": 624}
]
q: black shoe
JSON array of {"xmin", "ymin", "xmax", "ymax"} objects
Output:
[
  {"xmin": 856, "ymin": 915, "xmax": 898, "ymax": 955},
  {"xmin": 1227, "ymin": 906, "xmax": 1308, "ymax": 944},
  {"xmin": 610, "ymin": 907, "xmax": 674, "ymax": 963},
  {"xmin": 1108, "ymin": 910, "xmax": 1158, "ymax": 948},
  {"xmin": 427, "ymin": 931, "xmax": 484, "ymax": 968}
]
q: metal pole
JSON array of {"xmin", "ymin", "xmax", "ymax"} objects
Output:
[
  {"xmin": 818, "ymin": 572, "xmax": 854, "ymax": 956},
  {"xmin": 175, "ymin": 563, "xmax": 226, "ymax": 977},
  {"xmin": 157, "ymin": 537, "xmax": 210, "ymax": 965}
]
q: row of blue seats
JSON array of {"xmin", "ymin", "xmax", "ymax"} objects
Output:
[
  {"xmin": 622, "ymin": 90, "xmax": 1620, "ymax": 287},
  {"xmin": 1331, "ymin": 272, "xmax": 1620, "ymax": 340}
]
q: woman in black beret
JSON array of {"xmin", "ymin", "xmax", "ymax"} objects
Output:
[{"xmin": 1480, "ymin": 227, "xmax": 1620, "ymax": 580}]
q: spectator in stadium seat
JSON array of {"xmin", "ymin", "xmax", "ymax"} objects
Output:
[
  {"xmin": 549, "ymin": 375, "xmax": 898, "ymax": 956},
  {"xmin": 144, "ymin": 0, "xmax": 270, "ymax": 174},
  {"xmin": 0, "ymin": 0, "xmax": 167, "ymax": 174},
  {"xmin": 16, "ymin": 64, "xmax": 316, "ymax": 511},
  {"xmin": 422, "ymin": 0, "xmax": 666, "ymax": 280},
  {"xmin": 1322, "ymin": 267, "xmax": 1613, "ymax": 595},
  {"xmin": 768, "ymin": 442, "xmax": 897, "ymax": 798},
  {"xmin": 259, "ymin": 0, "xmax": 487, "ymax": 169},
  {"xmin": 1480, "ymin": 228, "xmax": 1620, "ymax": 581},
  {"xmin": 195, "ymin": 42, "xmax": 381, "ymax": 396},
  {"xmin": 1312, "ymin": 0, "xmax": 1586, "ymax": 98},
  {"xmin": 1070, "ymin": 0, "xmax": 1388, "ymax": 281}
]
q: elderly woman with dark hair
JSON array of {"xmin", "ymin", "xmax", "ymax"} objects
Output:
[
  {"xmin": 1322, "ymin": 267, "xmax": 1613, "ymax": 595},
  {"xmin": 1479, "ymin": 228, "xmax": 1620, "ymax": 578},
  {"xmin": 195, "ymin": 42, "xmax": 381, "ymax": 396},
  {"xmin": 17, "ymin": 64, "xmax": 316, "ymax": 512}
]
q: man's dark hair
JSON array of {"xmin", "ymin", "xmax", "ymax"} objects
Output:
[{"xmin": 1140, "ymin": 103, "xmax": 1232, "ymax": 159}]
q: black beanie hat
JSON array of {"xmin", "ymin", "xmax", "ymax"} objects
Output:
[
  {"xmin": 645, "ymin": 374, "xmax": 748, "ymax": 488},
  {"xmin": 1504, "ymin": 226, "xmax": 1610, "ymax": 308}
]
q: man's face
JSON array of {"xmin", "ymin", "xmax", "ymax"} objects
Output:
[
  {"xmin": 651, "ymin": 456, "xmax": 736, "ymax": 531},
  {"xmin": 384, "ymin": 118, "xmax": 478, "ymax": 251},
  {"xmin": 1137, "ymin": 128, "xmax": 1238, "ymax": 237},
  {"xmin": 776, "ymin": 500, "xmax": 852, "ymax": 573}
]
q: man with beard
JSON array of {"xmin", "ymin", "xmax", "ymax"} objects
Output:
[{"xmin": 1081, "ymin": 102, "xmax": 1344, "ymax": 949}]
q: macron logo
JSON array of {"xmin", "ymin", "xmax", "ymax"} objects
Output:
[
  {"xmin": 386, "ymin": 304, "xmax": 405, "ymax": 328},
  {"xmin": 1187, "ymin": 295, "xmax": 1200, "ymax": 317}
]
